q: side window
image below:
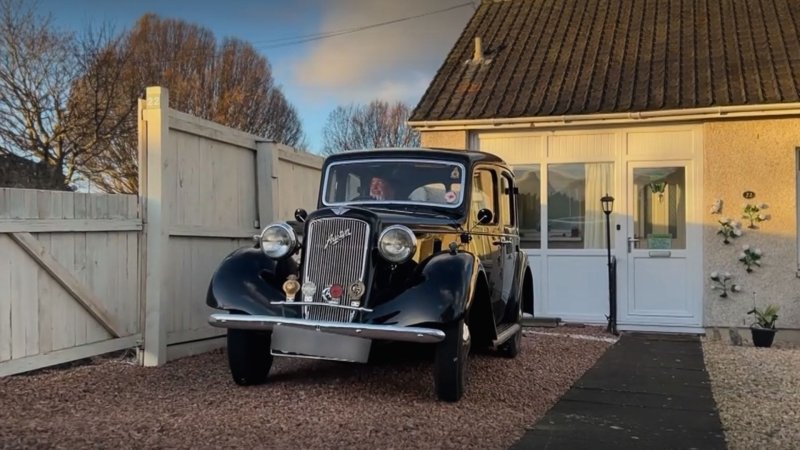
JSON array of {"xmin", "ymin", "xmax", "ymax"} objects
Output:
[
  {"xmin": 471, "ymin": 168, "xmax": 497, "ymax": 226},
  {"xmin": 500, "ymin": 172, "xmax": 515, "ymax": 228}
]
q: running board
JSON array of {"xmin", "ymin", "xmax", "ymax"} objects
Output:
[{"xmin": 492, "ymin": 323, "xmax": 521, "ymax": 347}]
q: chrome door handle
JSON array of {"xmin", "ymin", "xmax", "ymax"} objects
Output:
[
  {"xmin": 493, "ymin": 237, "xmax": 512, "ymax": 246},
  {"xmin": 627, "ymin": 237, "xmax": 639, "ymax": 253}
]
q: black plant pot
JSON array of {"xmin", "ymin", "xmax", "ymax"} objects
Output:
[{"xmin": 751, "ymin": 327, "xmax": 777, "ymax": 348}]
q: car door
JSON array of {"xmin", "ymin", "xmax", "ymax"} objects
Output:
[
  {"xmin": 468, "ymin": 165, "xmax": 505, "ymax": 324},
  {"xmin": 497, "ymin": 170, "xmax": 518, "ymax": 308}
]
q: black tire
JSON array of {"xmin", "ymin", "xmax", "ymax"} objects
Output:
[
  {"xmin": 227, "ymin": 329, "xmax": 273, "ymax": 385},
  {"xmin": 434, "ymin": 318, "xmax": 471, "ymax": 402}
]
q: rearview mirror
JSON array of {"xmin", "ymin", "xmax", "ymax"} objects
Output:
[
  {"xmin": 294, "ymin": 208, "xmax": 308, "ymax": 223},
  {"xmin": 477, "ymin": 208, "xmax": 493, "ymax": 225}
]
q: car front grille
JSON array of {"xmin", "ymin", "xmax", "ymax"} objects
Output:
[{"xmin": 301, "ymin": 217, "xmax": 370, "ymax": 322}]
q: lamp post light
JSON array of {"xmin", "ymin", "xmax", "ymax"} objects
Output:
[{"xmin": 601, "ymin": 193, "xmax": 618, "ymax": 335}]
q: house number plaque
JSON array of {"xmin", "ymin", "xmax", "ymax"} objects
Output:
[{"xmin": 743, "ymin": 191, "xmax": 756, "ymax": 199}]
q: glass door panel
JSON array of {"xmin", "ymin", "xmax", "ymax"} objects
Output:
[{"xmin": 631, "ymin": 167, "xmax": 686, "ymax": 250}]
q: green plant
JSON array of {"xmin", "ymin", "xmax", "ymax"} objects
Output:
[
  {"xmin": 747, "ymin": 304, "xmax": 779, "ymax": 329},
  {"xmin": 742, "ymin": 202, "xmax": 770, "ymax": 229},
  {"xmin": 738, "ymin": 245, "xmax": 762, "ymax": 272}
]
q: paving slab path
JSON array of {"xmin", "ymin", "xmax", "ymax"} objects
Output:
[{"xmin": 510, "ymin": 332, "xmax": 727, "ymax": 450}]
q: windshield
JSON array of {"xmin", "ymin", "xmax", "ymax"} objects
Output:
[{"xmin": 322, "ymin": 159, "xmax": 466, "ymax": 208}]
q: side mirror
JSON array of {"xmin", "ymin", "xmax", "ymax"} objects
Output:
[
  {"xmin": 294, "ymin": 208, "xmax": 308, "ymax": 223},
  {"xmin": 477, "ymin": 208, "xmax": 493, "ymax": 225}
]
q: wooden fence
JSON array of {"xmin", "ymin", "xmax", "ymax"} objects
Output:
[
  {"xmin": 0, "ymin": 190, "xmax": 142, "ymax": 376},
  {"xmin": 0, "ymin": 86, "xmax": 324, "ymax": 376},
  {"xmin": 140, "ymin": 86, "xmax": 323, "ymax": 366}
]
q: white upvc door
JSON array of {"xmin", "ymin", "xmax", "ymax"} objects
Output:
[{"xmin": 620, "ymin": 160, "xmax": 702, "ymax": 329}]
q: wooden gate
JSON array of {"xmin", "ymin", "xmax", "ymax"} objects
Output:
[{"xmin": 0, "ymin": 189, "xmax": 142, "ymax": 376}]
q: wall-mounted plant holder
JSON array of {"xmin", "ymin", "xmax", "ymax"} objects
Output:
[
  {"xmin": 710, "ymin": 198, "xmax": 723, "ymax": 215},
  {"xmin": 710, "ymin": 271, "xmax": 741, "ymax": 298},
  {"xmin": 742, "ymin": 202, "xmax": 770, "ymax": 229},
  {"xmin": 738, "ymin": 245, "xmax": 762, "ymax": 272},
  {"xmin": 716, "ymin": 217, "xmax": 742, "ymax": 244}
]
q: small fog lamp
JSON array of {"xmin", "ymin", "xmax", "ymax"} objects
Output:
[
  {"xmin": 301, "ymin": 282, "xmax": 316, "ymax": 302},
  {"xmin": 282, "ymin": 275, "xmax": 300, "ymax": 302},
  {"xmin": 348, "ymin": 281, "xmax": 365, "ymax": 307}
]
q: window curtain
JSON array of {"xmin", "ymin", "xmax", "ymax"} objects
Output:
[{"xmin": 583, "ymin": 163, "xmax": 614, "ymax": 249}]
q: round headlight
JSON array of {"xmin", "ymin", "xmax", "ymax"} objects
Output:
[
  {"xmin": 259, "ymin": 223, "xmax": 297, "ymax": 259},
  {"xmin": 378, "ymin": 225, "xmax": 417, "ymax": 264}
]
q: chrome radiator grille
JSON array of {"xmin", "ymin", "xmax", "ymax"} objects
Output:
[{"xmin": 301, "ymin": 217, "xmax": 370, "ymax": 322}]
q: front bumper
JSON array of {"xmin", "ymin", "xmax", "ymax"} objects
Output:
[{"xmin": 208, "ymin": 313, "xmax": 446, "ymax": 344}]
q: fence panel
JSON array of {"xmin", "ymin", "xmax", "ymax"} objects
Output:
[
  {"xmin": 1, "ymin": 85, "xmax": 325, "ymax": 375},
  {"xmin": 273, "ymin": 145, "xmax": 324, "ymax": 221},
  {"xmin": 0, "ymin": 189, "xmax": 142, "ymax": 377},
  {"xmin": 139, "ymin": 87, "xmax": 324, "ymax": 365}
]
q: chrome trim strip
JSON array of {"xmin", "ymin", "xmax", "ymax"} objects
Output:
[
  {"xmin": 208, "ymin": 314, "xmax": 446, "ymax": 344},
  {"xmin": 269, "ymin": 301, "xmax": 373, "ymax": 313},
  {"xmin": 321, "ymin": 158, "xmax": 467, "ymax": 208},
  {"xmin": 492, "ymin": 323, "xmax": 521, "ymax": 347}
]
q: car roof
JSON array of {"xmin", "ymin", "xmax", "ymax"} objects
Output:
[{"xmin": 322, "ymin": 147, "xmax": 509, "ymax": 168}]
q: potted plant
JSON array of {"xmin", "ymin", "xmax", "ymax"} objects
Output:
[{"xmin": 747, "ymin": 304, "xmax": 779, "ymax": 347}]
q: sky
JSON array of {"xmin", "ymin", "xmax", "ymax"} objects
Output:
[{"xmin": 37, "ymin": 0, "xmax": 477, "ymax": 154}]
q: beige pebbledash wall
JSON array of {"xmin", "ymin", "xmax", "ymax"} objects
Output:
[
  {"xmin": 703, "ymin": 117, "xmax": 800, "ymax": 343},
  {"xmin": 419, "ymin": 130, "xmax": 469, "ymax": 150}
]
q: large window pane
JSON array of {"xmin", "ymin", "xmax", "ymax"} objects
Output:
[
  {"xmin": 513, "ymin": 165, "xmax": 541, "ymax": 248},
  {"xmin": 547, "ymin": 163, "xmax": 614, "ymax": 249}
]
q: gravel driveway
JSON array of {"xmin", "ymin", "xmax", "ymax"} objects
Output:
[
  {"xmin": 703, "ymin": 339, "xmax": 800, "ymax": 449},
  {"xmin": 0, "ymin": 328, "xmax": 612, "ymax": 450}
]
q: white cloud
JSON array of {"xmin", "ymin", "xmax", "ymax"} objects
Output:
[{"xmin": 289, "ymin": 0, "xmax": 473, "ymax": 105}]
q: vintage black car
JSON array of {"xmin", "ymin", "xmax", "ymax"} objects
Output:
[{"xmin": 206, "ymin": 148, "xmax": 534, "ymax": 401}]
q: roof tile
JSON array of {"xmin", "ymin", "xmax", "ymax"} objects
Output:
[{"xmin": 411, "ymin": 0, "xmax": 800, "ymax": 122}]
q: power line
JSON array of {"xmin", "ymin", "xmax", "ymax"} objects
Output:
[{"xmin": 252, "ymin": 2, "xmax": 474, "ymax": 50}]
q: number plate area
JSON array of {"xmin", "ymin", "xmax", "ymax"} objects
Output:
[{"xmin": 270, "ymin": 325, "xmax": 372, "ymax": 363}]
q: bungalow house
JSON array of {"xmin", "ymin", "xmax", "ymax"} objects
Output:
[{"xmin": 409, "ymin": 0, "xmax": 800, "ymax": 343}]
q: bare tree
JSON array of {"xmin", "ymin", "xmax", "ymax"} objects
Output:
[
  {"xmin": 67, "ymin": 25, "xmax": 142, "ymax": 193},
  {"xmin": 0, "ymin": 3, "xmax": 309, "ymax": 193},
  {"xmin": 0, "ymin": 0, "xmax": 83, "ymax": 189},
  {"xmin": 321, "ymin": 100, "xmax": 420, "ymax": 155},
  {"xmin": 73, "ymin": 13, "xmax": 308, "ymax": 192}
]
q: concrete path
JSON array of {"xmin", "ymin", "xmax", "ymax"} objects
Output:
[{"xmin": 511, "ymin": 332, "xmax": 727, "ymax": 449}]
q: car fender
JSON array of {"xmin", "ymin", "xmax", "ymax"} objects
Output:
[
  {"xmin": 365, "ymin": 250, "xmax": 487, "ymax": 329},
  {"xmin": 205, "ymin": 246, "xmax": 300, "ymax": 317},
  {"xmin": 501, "ymin": 250, "xmax": 532, "ymax": 322}
]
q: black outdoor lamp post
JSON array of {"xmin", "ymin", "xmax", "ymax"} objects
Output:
[{"xmin": 601, "ymin": 193, "xmax": 618, "ymax": 335}]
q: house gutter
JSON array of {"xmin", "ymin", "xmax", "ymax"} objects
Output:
[{"xmin": 407, "ymin": 102, "xmax": 800, "ymax": 130}]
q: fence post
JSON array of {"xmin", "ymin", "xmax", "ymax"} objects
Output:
[
  {"xmin": 140, "ymin": 86, "xmax": 170, "ymax": 367},
  {"xmin": 255, "ymin": 141, "xmax": 279, "ymax": 228}
]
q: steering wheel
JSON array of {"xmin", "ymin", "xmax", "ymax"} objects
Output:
[{"xmin": 349, "ymin": 194, "xmax": 375, "ymax": 201}]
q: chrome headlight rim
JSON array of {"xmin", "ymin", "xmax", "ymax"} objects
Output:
[
  {"xmin": 378, "ymin": 224, "xmax": 417, "ymax": 264},
  {"xmin": 259, "ymin": 222, "xmax": 297, "ymax": 259}
]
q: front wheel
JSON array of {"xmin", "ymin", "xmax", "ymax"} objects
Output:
[
  {"xmin": 227, "ymin": 329, "xmax": 273, "ymax": 385},
  {"xmin": 434, "ymin": 318, "xmax": 471, "ymax": 402}
]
